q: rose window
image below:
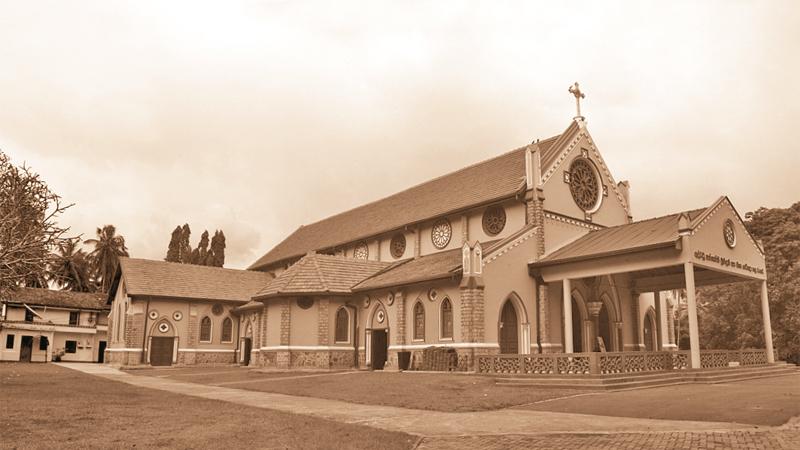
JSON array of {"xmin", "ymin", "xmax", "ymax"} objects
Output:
[
  {"xmin": 390, "ymin": 233, "xmax": 406, "ymax": 258},
  {"xmin": 353, "ymin": 241, "xmax": 369, "ymax": 260},
  {"xmin": 568, "ymin": 158, "xmax": 600, "ymax": 211},
  {"xmin": 431, "ymin": 219, "xmax": 452, "ymax": 249},
  {"xmin": 482, "ymin": 205, "xmax": 507, "ymax": 236},
  {"xmin": 723, "ymin": 219, "xmax": 736, "ymax": 248}
]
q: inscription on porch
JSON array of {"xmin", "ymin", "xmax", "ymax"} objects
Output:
[{"xmin": 693, "ymin": 250, "xmax": 764, "ymax": 275}]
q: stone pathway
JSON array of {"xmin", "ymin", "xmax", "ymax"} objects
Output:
[{"xmin": 57, "ymin": 363, "xmax": 800, "ymax": 449}]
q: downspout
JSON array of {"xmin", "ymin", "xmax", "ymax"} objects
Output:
[
  {"xmin": 351, "ymin": 306, "xmax": 358, "ymax": 368},
  {"xmin": 141, "ymin": 298, "xmax": 150, "ymax": 364},
  {"xmin": 534, "ymin": 277, "xmax": 542, "ymax": 353}
]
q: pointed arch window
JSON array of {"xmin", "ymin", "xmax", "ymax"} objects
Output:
[
  {"xmin": 440, "ymin": 298, "xmax": 453, "ymax": 339},
  {"xmin": 200, "ymin": 316, "xmax": 212, "ymax": 343},
  {"xmin": 335, "ymin": 307, "xmax": 350, "ymax": 343},
  {"xmin": 413, "ymin": 302, "xmax": 425, "ymax": 341},
  {"xmin": 221, "ymin": 317, "xmax": 233, "ymax": 343}
]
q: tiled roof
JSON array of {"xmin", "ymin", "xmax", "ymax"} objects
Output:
[
  {"xmin": 354, "ymin": 249, "xmax": 463, "ymax": 291},
  {"xmin": 232, "ymin": 300, "xmax": 263, "ymax": 313},
  {"xmin": 531, "ymin": 208, "xmax": 707, "ymax": 267},
  {"xmin": 248, "ymin": 128, "xmax": 569, "ymax": 271},
  {"xmin": 117, "ymin": 257, "xmax": 273, "ymax": 303},
  {"xmin": 254, "ymin": 253, "xmax": 392, "ymax": 299},
  {"xmin": 2, "ymin": 287, "xmax": 108, "ymax": 311}
]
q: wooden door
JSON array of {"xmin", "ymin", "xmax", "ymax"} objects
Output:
[
  {"xmin": 371, "ymin": 329, "xmax": 387, "ymax": 370},
  {"xmin": 243, "ymin": 338, "xmax": 252, "ymax": 366},
  {"xmin": 19, "ymin": 336, "xmax": 33, "ymax": 362},
  {"xmin": 150, "ymin": 337, "xmax": 174, "ymax": 366},
  {"xmin": 97, "ymin": 341, "xmax": 106, "ymax": 363},
  {"xmin": 499, "ymin": 301, "xmax": 518, "ymax": 354}
]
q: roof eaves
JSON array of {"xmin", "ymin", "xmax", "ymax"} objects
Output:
[
  {"xmin": 529, "ymin": 240, "xmax": 679, "ymax": 269},
  {"xmin": 352, "ymin": 272, "xmax": 458, "ymax": 293}
]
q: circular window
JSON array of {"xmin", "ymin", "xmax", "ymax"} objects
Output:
[
  {"xmin": 148, "ymin": 310, "xmax": 159, "ymax": 320},
  {"xmin": 723, "ymin": 219, "xmax": 736, "ymax": 248},
  {"xmin": 211, "ymin": 304, "xmax": 224, "ymax": 316},
  {"xmin": 363, "ymin": 295, "xmax": 371, "ymax": 308},
  {"xmin": 172, "ymin": 311, "xmax": 183, "ymax": 321},
  {"xmin": 376, "ymin": 310, "xmax": 385, "ymax": 324},
  {"xmin": 568, "ymin": 158, "xmax": 600, "ymax": 211},
  {"xmin": 353, "ymin": 241, "xmax": 369, "ymax": 260},
  {"xmin": 428, "ymin": 288, "xmax": 438, "ymax": 302},
  {"xmin": 431, "ymin": 219, "xmax": 452, "ymax": 249},
  {"xmin": 482, "ymin": 205, "xmax": 507, "ymax": 236},
  {"xmin": 386, "ymin": 292, "xmax": 395, "ymax": 306},
  {"xmin": 297, "ymin": 297, "xmax": 314, "ymax": 309},
  {"xmin": 390, "ymin": 233, "xmax": 406, "ymax": 259},
  {"xmin": 158, "ymin": 322, "xmax": 170, "ymax": 333}
]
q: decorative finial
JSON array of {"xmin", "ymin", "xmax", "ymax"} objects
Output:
[{"xmin": 568, "ymin": 82, "xmax": 586, "ymax": 120}]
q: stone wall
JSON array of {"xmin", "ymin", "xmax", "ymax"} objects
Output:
[
  {"xmin": 257, "ymin": 349, "xmax": 357, "ymax": 369},
  {"xmin": 106, "ymin": 350, "xmax": 142, "ymax": 366},
  {"xmin": 178, "ymin": 351, "xmax": 236, "ymax": 365}
]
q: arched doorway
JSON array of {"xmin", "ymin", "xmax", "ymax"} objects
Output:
[
  {"xmin": 368, "ymin": 304, "xmax": 388, "ymax": 370},
  {"xmin": 241, "ymin": 321, "xmax": 253, "ymax": 366},
  {"xmin": 643, "ymin": 310, "xmax": 657, "ymax": 352},
  {"xmin": 571, "ymin": 297, "xmax": 583, "ymax": 353},
  {"xmin": 598, "ymin": 303, "xmax": 612, "ymax": 351},
  {"xmin": 499, "ymin": 300, "xmax": 518, "ymax": 354}
]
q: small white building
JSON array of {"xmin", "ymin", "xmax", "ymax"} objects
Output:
[{"xmin": 0, "ymin": 288, "xmax": 109, "ymax": 363}]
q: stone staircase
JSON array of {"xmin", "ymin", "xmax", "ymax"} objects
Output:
[{"xmin": 494, "ymin": 362, "xmax": 798, "ymax": 391}]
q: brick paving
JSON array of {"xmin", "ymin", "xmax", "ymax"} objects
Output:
[{"xmin": 418, "ymin": 419, "xmax": 800, "ymax": 450}]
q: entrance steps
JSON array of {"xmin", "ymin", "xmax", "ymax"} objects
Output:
[{"xmin": 494, "ymin": 363, "xmax": 798, "ymax": 390}]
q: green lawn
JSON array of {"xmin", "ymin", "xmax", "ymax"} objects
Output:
[{"xmin": 0, "ymin": 363, "xmax": 416, "ymax": 449}]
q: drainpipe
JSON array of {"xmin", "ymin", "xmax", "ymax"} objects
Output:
[
  {"xmin": 534, "ymin": 277, "xmax": 543, "ymax": 353},
  {"xmin": 141, "ymin": 298, "xmax": 150, "ymax": 364}
]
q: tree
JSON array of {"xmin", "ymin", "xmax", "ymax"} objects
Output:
[
  {"xmin": 0, "ymin": 151, "xmax": 72, "ymax": 295},
  {"xmin": 697, "ymin": 202, "xmax": 800, "ymax": 363},
  {"xmin": 165, "ymin": 226, "xmax": 183, "ymax": 262},
  {"xmin": 209, "ymin": 230, "xmax": 226, "ymax": 267},
  {"xmin": 179, "ymin": 224, "xmax": 192, "ymax": 264},
  {"xmin": 51, "ymin": 239, "xmax": 95, "ymax": 292},
  {"xmin": 85, "ymin": 225, "xmax": 129, "ymax": 292},
  {"xmin": 190, "ymin": 230, "xmax": 210, "ymax": 265}
]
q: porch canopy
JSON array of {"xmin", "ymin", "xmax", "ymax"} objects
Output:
[{"xmin": 529, "ymin": 197, "xmax": 772, "ymax": 368}]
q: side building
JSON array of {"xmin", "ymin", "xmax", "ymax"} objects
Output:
[
  {"xmin": 0, "ymin": 288, "xmax": 109, "ymax": 363},
  {"xmin": 105, "ymin": 257, "xmax": 273, "ymax": 367}
]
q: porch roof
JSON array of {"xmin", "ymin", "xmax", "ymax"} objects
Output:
[{"xmin": 529, "ymin": 197, "xmax": 767, "ymax": 288}]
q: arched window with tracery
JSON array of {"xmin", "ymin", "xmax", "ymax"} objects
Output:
[
  {"xmin": 221, "ymin": 317, "xmax": 233, "ymax": 343},
  {"xmin": 335, "ymin": 307, "xmax": 350, "ymax": 343},
  {"xmin": 200, "ymin": 316, "xmax": 212, "ymax": 342},
  {"xmin": 413, "ymin": 302, "xmax": 425, "ymax": 340},
  {"xmin": 440, "ymin": 298, "xmax": 453, "ymax": 339}
]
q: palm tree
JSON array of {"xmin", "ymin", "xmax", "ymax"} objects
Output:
[
  {"xmin": 85, "ymin": 225, "xmax": 129, "ymax": 292},
  {"xmin": 50, "ymin": 239, "xmax": 95, "ymax": 292}
]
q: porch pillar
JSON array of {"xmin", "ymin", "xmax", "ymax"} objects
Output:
[
  {"xmin": 760, "ymin": 280, "xmax": 775, "ymax": 363},
  {"xmin": 563, "ymin": 278, "xmax": 573, "ymax": 353},
  {"xmin": 654, "ymin": 291, "xmax": 663, "ymax": 351},
  {"xmin": 683, "ymin": 262, "xmax": 701, "ymax": 369}
]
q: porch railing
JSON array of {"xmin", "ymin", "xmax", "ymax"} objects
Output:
[{"xmin": 476, "ymin": 349, "xmax": 770, "ymax": 375}]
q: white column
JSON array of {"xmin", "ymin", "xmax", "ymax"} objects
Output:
[
  {"xmin": 563, "ymin": 278, "xmax": 573, "ymax": 353},
  {"xmin": 654, "ymin": 291, "xmax": 663, "ymax": 351},
  {"xmin": 684, "ymin": 262, "xmax": 701, "ymax": 369},
  {"xmin": 761, "ymin": 280, "xmax": 775, "ymax": 363}
]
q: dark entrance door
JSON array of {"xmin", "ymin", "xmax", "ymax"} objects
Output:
[
  {"xmin": 571, "ymin": 297, "xmax": 583, "ymax": 352},
  {"xmin": 370, "ymin": 329, "xmax": 388, "ymax": 370},
  {"xmin": 97, "ymin": 341, "xmax": 107, "ymax": 363},
  {"xmin": 499, "ymin": 301, "xmax": 519, "ymax": 354},
  {"xmin": 242, "ymin": 338, "xmax": 252, "ymax": 366},
  {"xmin": 19, "ymin": 336, "xmax": 33, "ymax": 362},
  {"xmin": 150, "ymin": 337, "xmax": 174, "ymax": 366}
]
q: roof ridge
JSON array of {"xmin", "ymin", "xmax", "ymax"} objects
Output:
[
  {"xmin": 275, "ymin": 143, "xmax": 543, "ymax": 237},
  {"xmin": 309, "ymin": 255, "xmax": 329, "ymax": 292},
  {"xmin": 122, "ymin": 256, "xmax": 261, "ymax": 275},
  {"xmin": 584, "ymin": 208, "xmax": 707, "ymax": 233}
]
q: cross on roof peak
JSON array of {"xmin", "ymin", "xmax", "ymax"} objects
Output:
[{"xmin": 568, "ymin": 82, "xmax": 586, "ymax": 120}]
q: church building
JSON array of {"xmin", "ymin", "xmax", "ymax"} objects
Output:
[{"xmin": 106, "ymin": 88, "xmax": 774, "ymax": 373}]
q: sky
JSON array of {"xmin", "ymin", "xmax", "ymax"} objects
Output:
[{"xmin": 1, "ymin": 1, "xmax": 798, "ymax": 269}]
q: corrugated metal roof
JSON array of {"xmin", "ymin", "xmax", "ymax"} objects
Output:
[
  {"xmin": 2, "ymin": 287, "xmax": 108, "ymax": 311},
  {"xmin": 532, "ymin": 208, "xmax": 707, "ymax": 266}
]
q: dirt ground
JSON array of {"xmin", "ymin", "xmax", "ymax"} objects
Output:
[
  {"xmin": 130, "ymin": 367, "xmax": 587, "ymax": 412},
  {"xmin": 518, "ymin": 373, "xmax": 800, "ymax": 426},
  {"xmin": 0, "ymin": 363, "xmax": 416, "ymax": 450}
]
